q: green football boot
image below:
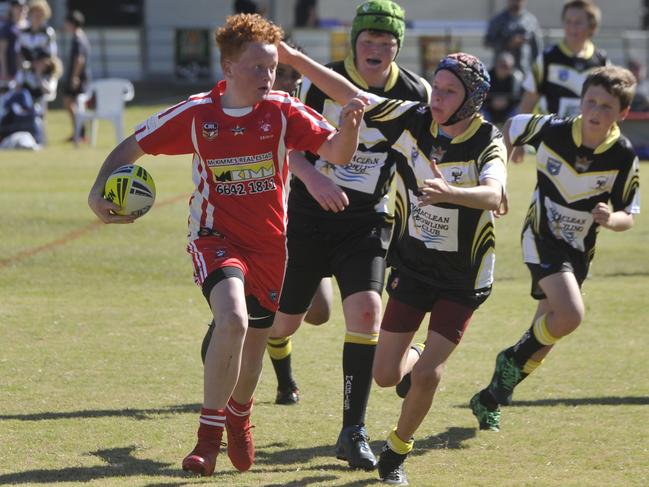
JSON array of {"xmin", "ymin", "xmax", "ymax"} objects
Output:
[
  {"xmin": 487, "ymin": 350, "xmax": 523, "ymax": 405},
  {"xmin": 470, "ymin": 393, "xmax": 501, "ymax": 432}
]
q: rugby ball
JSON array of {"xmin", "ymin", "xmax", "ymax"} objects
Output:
[{"xmin": 104, "ymin": 164, "xmax": 156, "ymax": 218}]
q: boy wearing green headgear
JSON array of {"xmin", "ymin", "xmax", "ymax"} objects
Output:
[{"xmin": 266, "ymin": 0, "xmax": 431, "ymax": 472}]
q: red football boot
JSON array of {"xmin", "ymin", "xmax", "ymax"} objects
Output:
[
  {"xmin": 182, "ymin": 436, "xmax": 222, "ymax": 476},
  {"xmin": 225, "ymin": 398, "xmax": 255, "ymax": 472}
]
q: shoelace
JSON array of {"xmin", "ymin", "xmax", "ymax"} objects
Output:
[{"xmin": 229, "ymin": 423, "xmax": 255, "ymax": 447}]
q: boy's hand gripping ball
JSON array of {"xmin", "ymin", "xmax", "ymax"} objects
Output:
[{"xmin": 104, "ymin": 164, "xmax": 156, "ymax": 218}]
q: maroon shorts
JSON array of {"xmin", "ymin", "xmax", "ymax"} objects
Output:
[
  {"xmin": 381, "ymin": 269, "xmax": 491, "ymax": 344},
  {"xmin": 187, "ymin": 235, "xmax": 286, "ymax": 312}
]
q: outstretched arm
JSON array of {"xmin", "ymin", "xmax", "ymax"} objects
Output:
[
  {"xmin": 279, "ymin": 41, "xmax": 359, "ymax": 106},
  {"xmin": 289, "ymin": 152, "xmax": 349, "ymax": 212},
  {"xmin": 316, "ymin": 96, "xmax": 366, "ymax": 165},
  {"xmin": 88, "ymin": 135, "xmax": 145, "ymax": 224}
]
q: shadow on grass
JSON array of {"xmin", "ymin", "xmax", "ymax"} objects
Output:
[
  {"xmin": 507, "ymin": 396, "xmax": 649, "ymax": 407},
  {"xmin": 454, "ymin": 395, "xmax": 649, "ymax": 409},
  {"xmin": 0, "ymin": 403, "xmax": 202, "ymax": 422},
  {"xmin": 0, "ymin": 446, "xmax": 203, "ymax": 484}
]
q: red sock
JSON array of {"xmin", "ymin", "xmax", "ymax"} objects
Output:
[
  {"xmin": 198, "ymin": 407, "xmax": 225, "ymax": 441},
  {"xmin": 226, "ymin": 397, "xmax": 253, "ymax": 425}
]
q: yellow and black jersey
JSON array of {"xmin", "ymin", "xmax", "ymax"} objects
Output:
[
  {"xmin": 364, "ymin": 96, "xmax": 507, "ymax": 290},
  {"xmin": 510, "ymin": 114, "xmax": 640, "ymax": 260},
  {"xmin": 523, "ymin": 41, "xmax": 608, "ymax": 116},
  {"xmin": 289, "ymin": 54, "xmax": 432, "ymax": 220}
]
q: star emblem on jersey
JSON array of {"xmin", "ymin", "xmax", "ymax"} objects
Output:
[
  {"xmin": 202, "ymin": 122, "xmax": 218, "ymax": 140},
  {"xmin": 429, "ymin": 145, "xmax": 446, "ymax": 164},
  {"xmin": 574, "ymin": 155, "xmax": 593, "ymax": 173},
  {"xmin": 231, "ymin": 125, "xmax": 245, "ymax": 136}
]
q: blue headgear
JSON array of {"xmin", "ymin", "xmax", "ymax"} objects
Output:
[{"xmin": 435, "ymin": 53, "xmax": 490, "ymax": 126}]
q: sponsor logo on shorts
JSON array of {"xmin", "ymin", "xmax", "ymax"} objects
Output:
[
  {"xmin": 390, "ymin": 277, "xmax": 400, "ymax": 290},
  {"xmin": 216, "ymin": 249, "xmax": 226, "ymax": 258},
  {"xmin": 269, "ymin": 290, "xmax": 278, "ymax": 302}
]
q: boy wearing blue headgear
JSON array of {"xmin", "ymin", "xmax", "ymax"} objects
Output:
[
  {"xmin": 267, "ymin": 0, "xmax": 431, "ymax": 471},
  {"xmin": 278, "ymin": 44, "xmax": 507, "ymax": 484}
]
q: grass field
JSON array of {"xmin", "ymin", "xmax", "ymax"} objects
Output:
[{"xmin": 1, "ymin": 106, "xmax": 648, "ymax": 486}]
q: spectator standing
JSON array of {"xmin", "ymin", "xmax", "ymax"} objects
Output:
[
  {"xmin": 16, "ymin": 0, "xmax": 57, "ymax": 65},
  {"xmin": 62, "ymin": 10, "xmax": 91, "ymax": 141},
  {"xmin": 0, "ymin": 0, "xmax": 28, "ymax": 82},
  {"xmin": 628, "ymin": 59, "xmax": 649, "ymax": 112},
  {"xmin": 483, "ymin": 51, "xmax": 523, "ymax": 125},
  {"xmin": 294, "ymin": 0, "xmax": 318, "ymax": 28},
  {"xmin": 484, "ymin": 0, "xmax": 542, "ymax": 77}
]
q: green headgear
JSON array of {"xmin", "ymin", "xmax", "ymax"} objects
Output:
[{"xmin": 351, "ymin": 0, "xmax": 405, "ymax": 57}]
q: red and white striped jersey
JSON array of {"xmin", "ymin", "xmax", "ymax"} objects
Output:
[{"xmin": 135, "ymin": 80, "xmax": 335, "ymax": 253}]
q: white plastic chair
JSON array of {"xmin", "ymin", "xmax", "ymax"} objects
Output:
[{"xmin": 74, "ymin": 78, "xmax": 134, "ymax": 146}]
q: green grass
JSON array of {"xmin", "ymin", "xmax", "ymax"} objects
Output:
[{"xmin": 1, "ymin": 107, "xmax": 648, "ymax": 486}]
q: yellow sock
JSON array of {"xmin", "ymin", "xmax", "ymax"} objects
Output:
[
  {"xmin": 532, "ymin": 314, "xmax": 560, "ymax": 346},
  {"xmin": 267, "ymin": 336, "xmax": 292, "ymax": 360},
  {"xmin": 344, "ymin": 331, "xmax": 379, "ymax": 346},
  {"xmin": 387, "ymin": 428, "xmax": 413, "ymax": 455},
  {"xmin": 522, "ymin": 358, "xmax": 544, "ymax": 375}
]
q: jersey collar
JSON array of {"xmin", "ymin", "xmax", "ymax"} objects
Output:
[
  {"xmin": 429, "ymin": 115, "xmax": 484, "ymax": 144},
  {"xmin": 344, "ymin": 53, "xmax": 400, "ymax": 91},
  {"xmin": 559, "ymin": 39, "xmax": 595, "ymax": 59},
  {"xmin": 571, "ymin": 115, "xmax": 620, "ymax": 154}
]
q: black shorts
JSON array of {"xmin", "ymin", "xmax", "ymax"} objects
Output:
[
  {"xmin": 202, "ymin": 267, "xmax": 275, "ymax": 328},
  {"xmin": 523, "ymin": 234, "xmax": 590, "ymax": 300},
  {"xmin": 279, "ymin": 213, "xmax": 391, "ymax": 315},
  {"xmin": 383, "ymin": 269, "xmax": 491, "ymax": 344}
]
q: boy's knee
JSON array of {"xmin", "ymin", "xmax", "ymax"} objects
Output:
[
  {"xmin": 411, "ymin": 363, "xmax": 444, "ymax": 391},
  {"xmin": 215, "ymin": 309, "xmax": 247, "ymax": 337},
  {"xmin": 373, "ymin": 364, "xmax": 401, "ymax": 388}
]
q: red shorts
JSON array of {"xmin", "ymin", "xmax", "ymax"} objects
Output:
[{"xmin": 187, "ymin": 235, "xmax": 286, "ymax": 312}]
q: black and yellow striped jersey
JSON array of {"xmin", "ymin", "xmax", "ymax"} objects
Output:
[
  {"xmin": 363, "ymin": 96, "xmax": 507, "ymax": 290},
  {"xmin": 523, "ymin": 41, "xmax": 608, "ymax": 116},
  {"xmin": 510, "ymin": 114, "xmax": 640, "ymax": 258},
  {"xmin": 289, "ymin": 54, "xmax": 432, "ymax": 220}
]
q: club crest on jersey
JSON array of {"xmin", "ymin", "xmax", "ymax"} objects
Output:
[
  {"xmin": 559, "ymin": 69, "xmax": 569, "ymax": 81},
  {"xmin": 231, "ymin": 125, "xmax": 245, "ymax": 136},
  {"xmin": 547, "ymin": 157, "xmax": 562, "ymax": 176},
  {"xmin": 202, "ymin": 122, "xmax": 218, "ymax": 140},
  {"xmin": 450, "ymin": 166, "xmax": 463, "ymax": 184},
  {"xmin": 429, "ymin": 145, "xmax": 446, "ymax": 164},
  {"xmin": 574, "ymin": 155, "xmax": 592, "ymax": 173},
  {"xmin": 594, "ymin": 176, "xmax": 608, "ymax": 190},
  {"xmin": 259, "ymin": 119, "xmax": 272, "ymax": 133}
]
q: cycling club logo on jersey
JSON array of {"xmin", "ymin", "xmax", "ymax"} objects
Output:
[{"xmin": 202, "ymin": 122, "xmax": 218, "ymax": 140}]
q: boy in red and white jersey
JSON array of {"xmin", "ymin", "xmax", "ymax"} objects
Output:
[{"xmin": 88, "ymin": 13, "xmax": 365, "ymax": 477}]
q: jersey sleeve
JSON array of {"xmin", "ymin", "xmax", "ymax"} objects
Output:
[
  {"xmin": 284, "ymin": 96, "xmax": 336, "ymax": 154},
  {"xmin": 522, "ymin": 52, "xmax": 544, "ymax": 94},
  {"xmin": 610, "ymin": 155, "xmax": 640, "ymax": 214},
  {"xmin": 478, "ymin": 132, "xmax": 508, "ymax": 189},
  {"xmin": 364, "ymin": 96, "xmax": 424, "ymax": 144},
  {"xmin": 134, "ymin": 99, "xmax": 197, "ymax": 156},
  {"xmin": 508, "ymin": 113, "xmax": 555, "ymax": 149}
]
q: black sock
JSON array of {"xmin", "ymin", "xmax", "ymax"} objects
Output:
[
  {"xmin": 342, "ymin": 341, "xmax": 376, "ymax": 427},
  {"xmin": 271, "ymin": 355, "xmax": 297, "ymax": 390},
  {"xmin": 480, "ymin": 388, "xmax": 500, "ymax": 410},
  {"xmin": 510, "ymin": 325, "xmax": 545, "ymax": 367}
]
